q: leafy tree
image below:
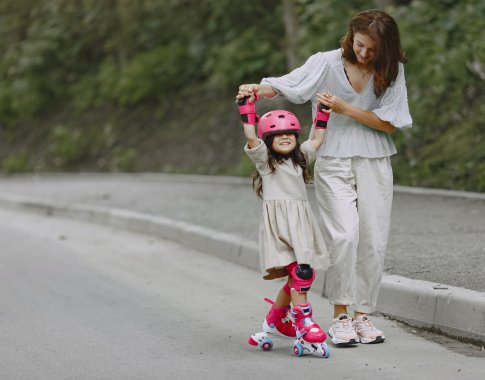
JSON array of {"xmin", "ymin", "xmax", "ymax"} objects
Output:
[{"xmin": 0, "ymin": 0, "xmax": 483, "ymax": 191}]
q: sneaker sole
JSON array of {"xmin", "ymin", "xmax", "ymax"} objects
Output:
[
  {"xmin": 359, "ymin": 336, "xmax": 385, "ymax": 344},
  {"xmin": 328, "ymin": 329, "xmax": 359, "ymax": 346}
]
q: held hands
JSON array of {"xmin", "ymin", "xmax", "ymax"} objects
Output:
[
  {"xmin": 316, "ymin": 92, "xmax": 347, "ymax": 115},
  {"xmin": 236, "ymin": 84, "xmax": 261, "ymax": 103}
]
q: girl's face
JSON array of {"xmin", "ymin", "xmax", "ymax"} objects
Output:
[
  {"xmin": 352, "ymin": 32, "xmax": 377, "ymax": 66},
  {"xmin": 272, "ymin": 133, "xmax": 297, "ymax": 155}
]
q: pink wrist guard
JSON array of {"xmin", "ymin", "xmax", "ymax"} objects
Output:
[
  {"xmin": 238, "ymin": 95, "xmax": 259, "ymax": 124},
  {"xmin": 313, "ymin": 103, "xmax": 330, "ymax": 129}
]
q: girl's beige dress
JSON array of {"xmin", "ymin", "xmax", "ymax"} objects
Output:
[{"xmin": 245, "ymin": 139, "xmax": 329, "ymax": 279}]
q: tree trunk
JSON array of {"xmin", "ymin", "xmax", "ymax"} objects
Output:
[{"xmin": 282, "ymin": 0, "xmax": 299, "ymax": 71}]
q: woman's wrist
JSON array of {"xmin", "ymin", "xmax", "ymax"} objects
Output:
[
  {"xmin": 258, "ymin": 84, "xmax": 277, "ymax": 98},
  {"xmin": 345, "ymin": 104, "xmax": 395, "ymax": 133},
  {"xmin": 340, "ymin": 102, "xmax": 355, "ymax": 118}
]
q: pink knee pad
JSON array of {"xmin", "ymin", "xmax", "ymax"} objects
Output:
[{"xmin": 286, "ymin": 261, "xmax": 315, "ymax": 293}]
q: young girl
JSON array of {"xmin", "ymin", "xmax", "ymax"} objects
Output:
[{"xmin": 238, "ymin": 96, "xmax": 331, "ymax": 357}]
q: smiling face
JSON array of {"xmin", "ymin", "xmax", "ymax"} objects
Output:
[
  {"xmin": 352, "ymin": 32, "xmax": 377, "ymax": 67},
  {"xmin": 271, "ymin": 133, "xmax": 297, "ymax": 155}
]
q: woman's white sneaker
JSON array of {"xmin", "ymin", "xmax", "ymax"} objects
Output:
[
  {"xmin": 328, "ymin": 314, "xmax": 359, "ymax": 345},
  {"xmin": 352, "ymin": 314, "xmax": 385, "ymax": 344}
]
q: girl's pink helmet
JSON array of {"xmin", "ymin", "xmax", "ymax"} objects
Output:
[{"xmin": 257, "ymin": 110, "xmax": 301, "ymax": 139}]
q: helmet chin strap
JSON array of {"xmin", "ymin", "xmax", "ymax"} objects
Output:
[{"xmin": 269, "ymin": 149, "xmax": 292, "ymax": 162}]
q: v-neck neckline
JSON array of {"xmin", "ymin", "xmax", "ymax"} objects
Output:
[{"xmin": 340, "ymin": 54, "xmax": 373, "ymax": 95}]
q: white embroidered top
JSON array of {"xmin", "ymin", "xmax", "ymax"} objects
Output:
[{"xmin": 261, "ymin": 49, "xmax": 412, "ymax": 158}]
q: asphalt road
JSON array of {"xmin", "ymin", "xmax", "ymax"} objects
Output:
[
  {"xmin": 0, "ymin": 173, "xmax": 484, "ymax": 292},
  {"xmin": 0, "ymin": 207, "xmax": 484, "ymax": 379}
]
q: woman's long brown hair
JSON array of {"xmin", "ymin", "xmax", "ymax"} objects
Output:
[
  {"xmin": 341, "ymin": 9, "xmax": 407, "ymax": 97},
  {"xmin": 251, "ymin": 134, "xmax": 312, "ymax": 199}
]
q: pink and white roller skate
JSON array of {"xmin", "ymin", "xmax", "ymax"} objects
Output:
[
  {"xmin": 248, "ymin": 298, "xmax": 296, "ymax": 352},
  {"xmin": 291, "ymin": 302, "xmax": 330, "ymax": 358}
]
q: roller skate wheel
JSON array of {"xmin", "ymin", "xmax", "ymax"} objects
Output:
[
  {"xmin": 321, "ymin": 342, "xmax": 330, "ymax": 358},
  {"xmin": 293, "ymin": 342, "xmax": 304, "ymax": 357},
  {"xmin": 260, "ymin": 338, "xmax": 273, "ymax": 351}
]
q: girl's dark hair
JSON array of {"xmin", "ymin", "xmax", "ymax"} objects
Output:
[
  {"xmin": 251, "ymin": 134, "xmax": 312, "ymax": 199},
  {"xmin": 341, "ymin": 9, "xmax": 407, "ymax": 97}
]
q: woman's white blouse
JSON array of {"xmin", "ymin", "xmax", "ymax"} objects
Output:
[{"xmin": 261, "ymin": 49, "xmax": 412, "ymax": 158}]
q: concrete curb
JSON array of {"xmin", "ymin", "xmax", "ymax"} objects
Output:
[
  {"xmin": 377, "ymin": 275, "xmax": 485, "ymax": 342},
  {"xmin": 0, "ymin": 192, "xmax": 484, "ymax": 344},
  {"xmin": 128, "ymin": 173, "xmax": 485, "ymax": 200},
  {"xmin": 5, "ymin": 172, "xmax": 485, "ymax": 200}
]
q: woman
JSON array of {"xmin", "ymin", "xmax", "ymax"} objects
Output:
[{"xmin": 236, "ymin": 9, "xmax": 412, "ymax": 345}]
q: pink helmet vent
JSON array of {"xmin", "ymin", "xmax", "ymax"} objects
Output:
[{"xmin": 257, "ymin": 110, "xmax": 301, "ymax": 139}]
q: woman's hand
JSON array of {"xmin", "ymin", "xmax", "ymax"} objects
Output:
[
  {"xmin": 317, "ymin": 91, "xmax": 396, "ymax": 133},
  {"xmin": 316, "ymin": 92, "xmax": 348, "ymax": 114},
  {"xmin": 236, "ymin": 84, "xmax": 277, "ymax": 103},
  {"xmin": 236, "ymin": 84, "xmax": 261, "ymax": 102}
]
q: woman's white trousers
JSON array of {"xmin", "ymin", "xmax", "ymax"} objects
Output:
[{"xmin": 314, "ymin": 156, "xmax": 393, "ymax": 313}]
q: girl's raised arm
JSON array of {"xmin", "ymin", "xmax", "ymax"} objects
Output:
[
  {"xmin": 310, "ymin": 127, "xmax": 325, "ymax": 151},
  {"xmin": 310, "ymin": 103, "xmax": 329, "ymax": 150},
  {"xmin": 238, "ymin": 97, "xmax": 260, "ymax": 148}
]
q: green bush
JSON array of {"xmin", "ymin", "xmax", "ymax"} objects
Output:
[
  {"xmin": 47, "ymin": 125, "xmax": 87, "ymax": 168},
  {"xmin": 111, "ymin": 147, "xmax": 137, "ymax": 172},
  {"xmin": 1, "ymin": 151, "xmax": 31, "ymax": 173},
  {"xmin": 114, "ymin": 44, "xmax": 191, "ymax": 105}
]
